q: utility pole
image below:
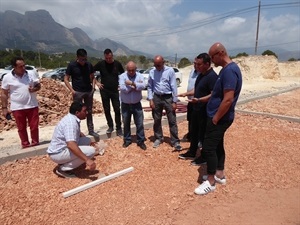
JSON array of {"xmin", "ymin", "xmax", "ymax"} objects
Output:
[
  {"xmin": 255, "ymin": 0, "xmax": 261, "ymax": 55},
  {"xmin": 38, "ymin": 49, "xmax": 42, "ymax": 68},
  {"xmin": 175, "ymin": 53, "xmax": 177, "ymax": 67}
]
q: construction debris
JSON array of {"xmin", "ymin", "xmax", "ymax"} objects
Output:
[{"xmin": 0, "ymin": 78, "xmax": 103, "ymax": 132}]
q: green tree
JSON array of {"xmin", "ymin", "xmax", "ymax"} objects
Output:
[
  {"xmin": 262, "ymin": 50, "xmax": 278, "ymax": 59},
  {"xmin": 177, "ymin": 57, "xmax": 191, "ymax": 68},
  {"xmin": 236, "ymin": 52, "xmax": 249, "ymax": 58},
  {"xmin": 288, "ymin": 58, "xmax": 297, "ymax": 61}
]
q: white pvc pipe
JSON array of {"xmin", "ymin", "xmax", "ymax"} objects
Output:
[{"xmin": 62, "ymin": 167, "xmax": 134, "ymax": 198}]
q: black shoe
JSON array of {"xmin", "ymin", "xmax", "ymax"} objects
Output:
[
  {"xmin": 106, "ymin": 127, "xmax": 114, "ymax": 134},
  {"xmin": 122, "ymin": 142, "xmax": 132, "ymax": 148},
  {"xmin": 55, "ymin": 167, "xmax": 76, "ymax": 178},
  {"xmin": 137, "ymin": 142, "xmax": 147, "ymax": 150},
  {"xmin": 191, "ymin": 156, "xmax": 207, "ymax": 166},
  {"xmin": 178, "ymin": 151, "xmax": 196, "ymax": 160},
  {"xmin": 117, "ymin": 129, "xmax": 123, "ymax": 137},
  {"xmin": 89, "ymin": 131, "xmax": 100, "ymax": 138},
  {"xmin": 181, "ymin": 133, "xmax": 190, "ymax": 142},
  {"xmin": 174, "ymin": 142, "xmax": 182, "ymax": 151}
]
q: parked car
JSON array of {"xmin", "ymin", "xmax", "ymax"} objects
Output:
[
  {"xmin": 142, "ymin": 67, "xmax": 182, "ymax": 88},
  {"xmin": 136, "ymin": 69, "xmax": 146, "ymax": 74},
  {"xmin": 42, "ymin": 67, "xmax": 67, "ymax": 81},
  {"xmin": 0, "ymin": 65, "xmax": 39, "ymax": 81},
  {"xmin": 94, "ymin": 71, "xmax": 101, "ymax": 82}
]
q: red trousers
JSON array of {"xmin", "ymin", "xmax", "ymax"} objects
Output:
[{"xmin": 12, "ymin": 107, "xmax": 39, "ymax": 148}]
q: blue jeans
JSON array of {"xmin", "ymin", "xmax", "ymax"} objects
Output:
[{"xmin": 121, "ymin": 102, "xmax": 145, "ymax": 144}]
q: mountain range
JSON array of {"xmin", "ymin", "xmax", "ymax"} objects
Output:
[
  {"xmin": 0, "ymin": 9, "xmax": 298, "ymax": 61},
  {"xmin": 0, "ymin": 9, "xmax": 150, "ymax": 58}
]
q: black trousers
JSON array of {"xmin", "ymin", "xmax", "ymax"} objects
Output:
[
  {"xmin": 100, "ymin": 89, "xmax": 122, "ymax": 130},
  {"xmin": 73, "ymin": 90, "xmax": 94, "ymax": 132},
  {"xmin": 202, "ymin": 118, "xmax": 233, "ymax": 175},
  {"xmin": 189, "ymin": 109, "xmax": 207, "ymax": 154},
  {"xmin": 186, "ymin": 102, "xmax": 193, "ymax": 138}
]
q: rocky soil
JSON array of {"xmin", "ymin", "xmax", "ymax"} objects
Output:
[{"xmin": 0, "ymin": 56, "xmax": 299, "ymax": 224}]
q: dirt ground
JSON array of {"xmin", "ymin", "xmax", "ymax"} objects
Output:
[{"xmin": 0, "ymin": 86, "xmax": 299, "ymax": 225}]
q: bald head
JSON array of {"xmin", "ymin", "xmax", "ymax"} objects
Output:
[
  {"xmin": 208, "ymin": 42, "xmax": 231, "ymax": 67},
  {"xmin": 126, "ymin": 61, "xmax": 137, "ymax": 77},
  {"xmin": 126, "ymin": 61, "xmax": 136, "ymax": 69},
  {"xmin": 209, "ymin": 42, "xmax": 227, "ymax": 56},
  {"xmin": 153, "ymin": 55, "xmax": 165, "ymax": 71}
]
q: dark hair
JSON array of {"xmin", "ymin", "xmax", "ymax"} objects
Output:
[
  {"xmin": 196, "ymin": 53, "xmax": 211, "ymax": 66},
  {"xmin": 11, "ymin": 56, "xmax": 24, "ymax": 67},
  {"xmin": 69, "ymin": 101, "xmax": 86, "ymax": 114},
  {"xmin": 104, "ymin": 48, "xmax": 113, "ymax": 55},
  {"xmin": 76, "ymin": 48, "xmax": 87, "ymax": 57}
]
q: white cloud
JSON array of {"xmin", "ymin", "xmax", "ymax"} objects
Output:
[
  {"xmin": 220, "ymin": 17, "xmax": 246, "ymax": 32},
  {"xmin": 1, "ymin": 0, "xmax": 299, "ymax": 58}
]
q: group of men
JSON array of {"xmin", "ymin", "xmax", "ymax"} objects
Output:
[{"xmin": 1, "ymin": 42, "xmax": 242, "ymax": 195}]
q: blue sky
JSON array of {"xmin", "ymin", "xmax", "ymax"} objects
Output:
[{"xmin": 1, "ymin": 0, "xmax": 299, "ymax": 59}]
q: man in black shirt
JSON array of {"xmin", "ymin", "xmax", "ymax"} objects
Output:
[
  {"xmin": 64, "ymin": 49, "xmax": 99, "ymax": 139},
  {"xmin": 178, "ymin": 53, "xmax": 218, "ymax": 165},
  {"xmin": 94, "ymin": 49, "xmax": 124, "ymax": 136}
]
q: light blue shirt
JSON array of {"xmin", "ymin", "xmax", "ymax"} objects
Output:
[
  {"xmin": 186, "ymin": 69, "xmax": 199, "ymax": 100},
  {"xmin": 47, "ymin": 113, "xmax": 81, "ymax": 154},
  {"xmin": 119, "ymin": 72, "xmax": 145, "ymax": 104},
  {"xmin": 147, "ymin": 66, "xmax": 178, "ymax": 102}
]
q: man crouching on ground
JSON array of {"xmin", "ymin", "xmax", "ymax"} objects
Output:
[{"xmin": 47, "ymin": 101, "xmax": 96, "ymax": 178}]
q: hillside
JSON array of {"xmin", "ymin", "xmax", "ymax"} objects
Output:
[{"xmin": 181, "ymin": 55, "xmax": 300, "ymax": 80}]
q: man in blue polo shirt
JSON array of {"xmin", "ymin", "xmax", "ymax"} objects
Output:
[
  {"xmin": 119, "ymin": 61, "xmax": 146, "ymax": 150},
  {"xmin": 64, "ymin": 49, "xmax": 99, "ymax": 139},
  {"xmin": 194, "ymin": 42, "xmax": 243, "ymax": 195}
]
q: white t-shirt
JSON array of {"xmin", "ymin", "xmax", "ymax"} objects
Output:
[{"xmin": 1, "ymin": 70, "xmax": 39, "ymax": 111}]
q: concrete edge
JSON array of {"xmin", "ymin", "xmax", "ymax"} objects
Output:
[
  {"xmin": 237, "ymin": 86, "xmax": 300, "ymax": 105},
  {"xmin": 236, "ymin": 109, "xmax": 300, "ymax": 123},
  {"xmin": 2, "ymin": 84, "xmax": 299, "ymax": 165},
  {"xmin": 0, "ymin": 114, "xmax": 187, "ymax": 165}
]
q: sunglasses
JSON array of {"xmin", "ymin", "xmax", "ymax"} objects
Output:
[{"xmin": 211, "ymin": 51, "xmax": 220, "ymax": 59}]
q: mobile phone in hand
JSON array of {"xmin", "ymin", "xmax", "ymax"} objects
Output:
[{"xmin": 6, "ymin": 113, "xmax": 12, "ymax": 120}]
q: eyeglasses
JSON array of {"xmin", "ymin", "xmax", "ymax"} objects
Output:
[{"xmin": 211, "ymin": 51, "xmax": 220, "ymax": 59}]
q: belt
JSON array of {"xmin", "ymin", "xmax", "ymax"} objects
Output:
[
  {"xmin": 154, "ymin": 93, "xmax": 172, "ymax": 97},
  {"xmin": 122, "ymin": 102, "xmax": 140, "ymax": 105}
]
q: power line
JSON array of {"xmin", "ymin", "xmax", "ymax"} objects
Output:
[{"xmin": 107, "ymin": 1, "xmax": 299, "ymax": 40}]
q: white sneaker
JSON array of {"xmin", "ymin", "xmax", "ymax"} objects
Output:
[
  {"xmin": 202, "ymin": 175, "xmax": 226, "ymax": 185},
  {"xmin": 194, "ymin": 180, "xmax": 216, "ymax": 195}
]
